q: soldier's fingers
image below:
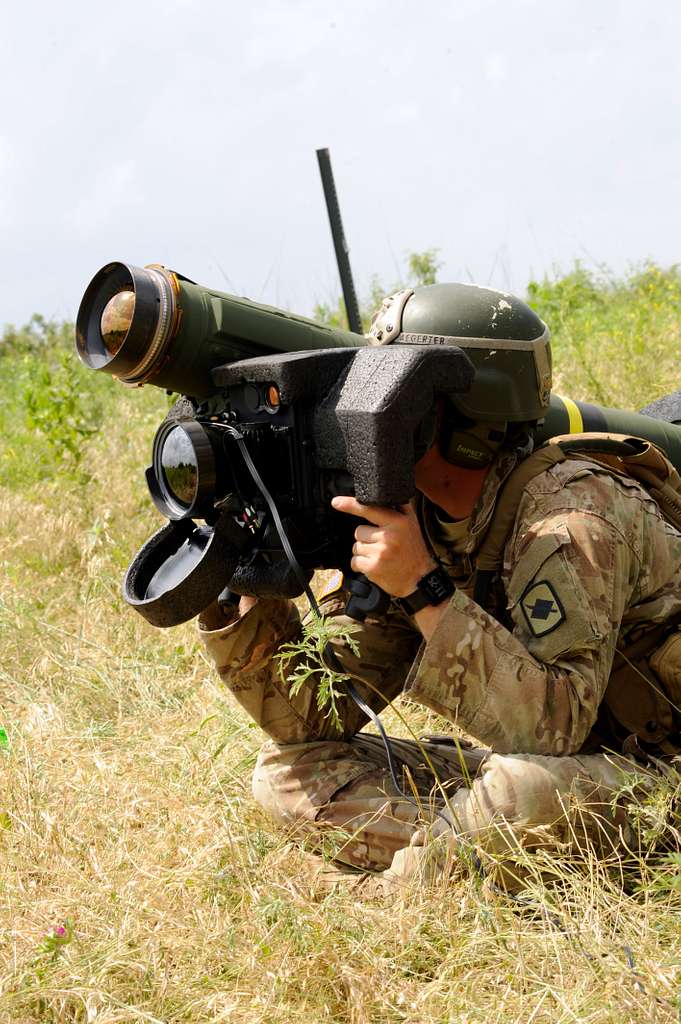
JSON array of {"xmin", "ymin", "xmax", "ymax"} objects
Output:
[
  {"xmin": 352, "ymin": 540, "xmax": 380, "ymax": 558},
  {"xmin": 350, "ymin": 554, "xmax": 372, "ymax": 574},
  {"xmin": 331, "ymin": 496, "xmax": 400, "ymax": 525},
  {"xmin": 354, "ymin": 525, "xmax": 382, "ymax": 544}
]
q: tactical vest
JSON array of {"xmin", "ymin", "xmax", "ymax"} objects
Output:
[{"xmin": 473, "ymin": 433, "xmax": 681, "ymax": 757}]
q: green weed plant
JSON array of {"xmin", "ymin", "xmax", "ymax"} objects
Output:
[{"xmin": 276, "ymin": 616, "xmax": 361, "ymax": 732}]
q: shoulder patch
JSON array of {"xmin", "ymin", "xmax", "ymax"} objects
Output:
[{"xmin": 520, "ymin": 580, "xmax": 566, "ymax": 637}]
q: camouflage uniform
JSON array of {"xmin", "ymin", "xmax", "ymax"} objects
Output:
[{"xmin": 199, "ymin": 453, "xmax": 681, "ymax": 887}]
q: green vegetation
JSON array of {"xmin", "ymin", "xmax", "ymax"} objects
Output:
[
  {"xmin": 0, "ymin": 263, "xmax": 680, "ymax": 1022},
  {"xmin": 276, "ymin": 616, "xmax": 361, "ymax": 733},
  {"xmin": 527, "ymin": 262, "xmax": 681, "ymax": 408}
]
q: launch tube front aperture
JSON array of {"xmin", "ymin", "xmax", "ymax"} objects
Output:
[
  {"xmin": 76, "ymin": 261, "xmax": 364, "ymax": 399},
  {"xmin": 76, "ymin": 262, "xmax": 177, "ymax": 381}
]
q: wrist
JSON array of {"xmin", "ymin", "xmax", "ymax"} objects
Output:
[
  {"xmin": 414, "ymin": 601, "xmax": 448, "ymax": 641},
  {"xmin": 395, "ymin": 564, "xmax": 455, "ymax": 617},
  {"xmin": 395, "ymin": 558, "xmax": 439, "ymax": 599}
]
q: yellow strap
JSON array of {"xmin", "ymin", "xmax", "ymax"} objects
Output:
[{"xmin": 554, "ymin": 394, "xmax": 584, "ymax": 434}]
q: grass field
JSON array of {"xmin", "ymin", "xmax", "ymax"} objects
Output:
[{"xmin": 1, "ymin": 265, "xmax": 680, "ymax": 1022}]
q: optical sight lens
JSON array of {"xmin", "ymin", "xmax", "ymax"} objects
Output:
[
  {"xmin": 100, "ymin": 290, "xmax": 135, "ymax": 357},
  {"xmin": 161, "ymin": 426, "xmax": 199, "ymax": 507}
]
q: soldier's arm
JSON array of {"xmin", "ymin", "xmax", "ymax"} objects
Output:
[
  {"xmin": 198, "ymin": 595, "xmax": 302, "ymax": 734},
  {"xmin": 405, "ymin": 497, "xmax": 641, "ymax": 756},
  {"xmin": 198, "ymin": 588, "xmax": 420, "ymax": 744}
]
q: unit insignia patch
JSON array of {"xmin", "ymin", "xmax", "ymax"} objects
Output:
[{"xmin": 520, "ymin": 580, "xmax": 566, "ymax": 637}]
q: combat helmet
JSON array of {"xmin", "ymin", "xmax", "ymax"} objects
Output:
[{"xmin": 368, "ymin": 283, "xmax": 552, "ymax": 467}]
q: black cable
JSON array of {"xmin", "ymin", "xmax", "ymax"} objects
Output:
[{"xmin": 223, "ymin": 426, "xmax": 316, "ymax": 607}]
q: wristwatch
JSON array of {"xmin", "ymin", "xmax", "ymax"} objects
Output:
[{"xmin": 396, "ymin": 565, "xmax": 455, "ymax": 616}]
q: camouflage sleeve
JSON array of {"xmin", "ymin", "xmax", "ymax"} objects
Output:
[
  {"xmin": 198, "ymin": 586, "xmax": 421, "ymax": 744},
  {"xmin": 405, "ymin": 498, "xmax": 639, "ymax": 756},
  {"xmin": 198, "ymin": 596, "xmax": 308, "ymax": 740}
]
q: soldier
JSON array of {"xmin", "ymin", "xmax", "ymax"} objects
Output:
[{"xmin": 198, "ymin": 283, "xmax": 681, "ymax": 889}]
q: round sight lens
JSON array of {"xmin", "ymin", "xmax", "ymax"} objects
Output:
[
  {"xmin": 100, "ymin": 290, "xmax": 135, "ymax": 357},
  {"xmin": 161, "ymin": 426, "xmax": 199, "ymax": 507}
]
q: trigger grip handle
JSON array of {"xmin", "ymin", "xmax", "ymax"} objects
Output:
[{"xmin": 343, "ymin": 572, "xmax": 391, "ymax": 622}]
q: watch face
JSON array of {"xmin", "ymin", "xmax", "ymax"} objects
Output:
[
  {"xmin": 422, "ymin": 568, "xmax": 455, "ymax": 603},
  {"xmin": 398, "ymin": 566, "xmax": 454, "ymax": 617}
]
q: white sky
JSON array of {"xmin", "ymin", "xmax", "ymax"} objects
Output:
[{"xmin": 1, "ymin": 0, "xmax": 680, "ymax": 326}]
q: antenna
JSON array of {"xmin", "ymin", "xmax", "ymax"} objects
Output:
[{"xmin": 316, "ymin": 148, "xmax": 363, "ymax": 335}]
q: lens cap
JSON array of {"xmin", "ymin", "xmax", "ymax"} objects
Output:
[{"xmin": 123, "ymin": 514, "xmax": 248, "ymax": 627}]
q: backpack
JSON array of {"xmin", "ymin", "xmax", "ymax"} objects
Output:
[{"xmin": 473, "ymin": 432, "xmax": 681, "ymax": 756}]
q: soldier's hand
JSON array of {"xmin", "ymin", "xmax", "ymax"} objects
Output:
[{"xmin": 331, "ymin": 496, "xmax": 437, "ymax": 598}]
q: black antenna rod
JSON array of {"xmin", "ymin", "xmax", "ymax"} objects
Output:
[{"xmin": 316, "ymin": 148, "xmax": 363, "ymax": 335}]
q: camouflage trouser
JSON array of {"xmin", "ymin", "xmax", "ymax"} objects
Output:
[
  {"xmin": 200, "ymin": 599, "xmax": 648, "ymax": 889},
  {"xmin": 248, "ymin": 614, "xmax": 643, "ymax": 888},
  {"xmin": 252, "ymin": 734, "xmax": 646, "ymax": 890}
]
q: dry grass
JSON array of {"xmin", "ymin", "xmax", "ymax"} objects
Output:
[
  {"xmin": 2, "ymin": 565, "xmax": 680, "ymax": 1024},
  {"xmin": 1, "ymin": 268, "xmax": 681, "ymax": 1021}
]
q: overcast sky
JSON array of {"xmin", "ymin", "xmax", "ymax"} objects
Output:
[{"xmin": 1, "ymin": 0, "xmax": 679, "ymax": 327}]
